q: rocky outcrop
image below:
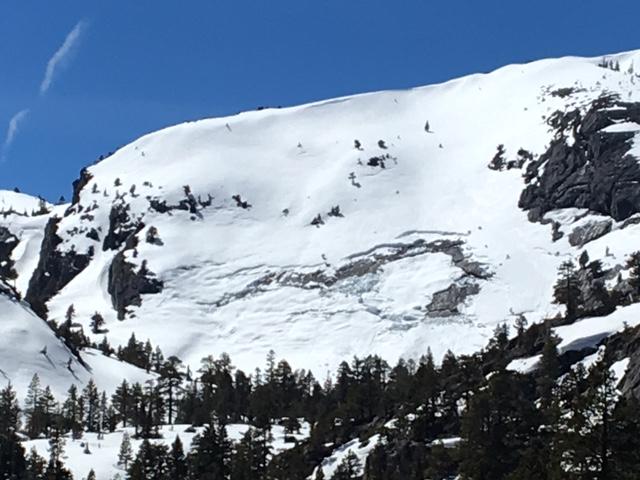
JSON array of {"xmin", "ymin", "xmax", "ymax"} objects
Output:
[
  {"xmin": 520, "ymin": 95, "xmax": 640, "ymax": 222},
  {"xmin": 71, "ymin": 167, "xmax": 93, "ymax": 205},
  {"xmin": 0, "ymin": 227, "xmax": 18, "ymax": 280},
  {"xmin": 25, "ymin": 218, "xmax": 93, "ymax": 318},
  {"xmin": 597, "ymin": 324, "xmax": 640, "ymax": 400},
  {"xmin": 108, "ymin": 252, "xmax": 163, "ymax": 320},
  {"xmin": 148, "ymin": 193, "xmax": 212, "ymax": 216},
  {"xmin": 568, "ymin": 219, "xmax": 613, "ymax": 247},
  {"xmin": 213, "ymin": 238, "xmax": 491, "ymax": 309},
  {"xmin": 280, "ymin": 239, "xmax": 491, "ymax": 290},
  {"xmin": 103, "ymin": 202, "xmax": 143, "ymax": 251},
  {"xmin": 426, "ymin": 282, "xmax": 480, "ymax": 317},
  {"xmin": 619, "ymin": 337, "xmax": 640, "ymax": 400}
]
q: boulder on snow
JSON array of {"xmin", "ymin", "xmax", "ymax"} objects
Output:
[
  {"xmin": 568, "ymin": 219, "xmax": 613, "ymax": 247},
  {"xmin": 426, "ymin": 282, "xmax": 480, "ymax": 317}
]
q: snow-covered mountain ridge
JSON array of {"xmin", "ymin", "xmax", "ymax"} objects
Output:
[{"xmin": 4, "ymin": 49, "xmax": 640, "ymax": 393}]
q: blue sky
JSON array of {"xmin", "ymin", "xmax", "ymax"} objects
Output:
[{"xmin": 2, "ymin": 0, "xmax": 639, "ymax": 201}]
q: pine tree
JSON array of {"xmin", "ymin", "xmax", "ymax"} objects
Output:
[
  {"xmin": 515, "ymin": 314, "xmax": 528, "ymax": 339},
  {"xmin": 249, "ymin": 384, "xmax": 274, "ymax": 430},
  {"xmin": 39, "ymin": 386, "xmax": 58, "ymax": 437},
  {"xmin": 118, "ymin": 334, "xmax": 146, "ymax": 369},
  {"xmin": 537, "ymin": 331, "xmax": 560, "ymax": 417},
  {"xmin": 137, "ymin": 381, "xmax": 165, "ymax": 438},
  {"xmin": 331, "ymin": 451, "xmax": 362, "ymax": 479},
  {"xmin": 151, "ymin": 346, "xmax": 165, "ymax": 372},
  {"xmin": 265, "ymin": 350, "xmax": 276, "ymax": 385},
  {"xmin": 25, "ymin": 373, "xmax": 45, "ymax": 438},
  {"xmin": 117, "ymin": 432, "xmax": 133, "ymax": 469},
  {"xmin": 417, "ymin": 348, "xmax": 439, "ymax": 409},
  {"xmin": 0, "ymin": 383, "xmax": 26, "ymax": 478},
  {"xmin": 188, "ymin": 415, "xmax": 231, "ymax": 480},
  {"xmin": 131, "ymin": 382, "xmax": 145, "ymax": 437},
  {"xmin": 274, "ymin": 359, "xmax": 297, "ymax": 417},
  {"xmin": 626, "ymin": 251, "xmax": 640, "ymax": 301},
  {"xmin": 158, "ymin": 356, "xmax": 184, "ymax": 425},
  {"xmin": 98, "ymin": 391, "xmax": 108, "ymax": 438},
  {"xmin": 230, "ymin": 432, "xmax": 252, "ymax": 480},
  {"xmin": 0, "ymin": 382, "xmax": 21, "ymax": 434},
  {"xmin": 25, "ymin": 447, "xmax": 46, "ymax": 480},
  {"xmin": 45, "ymin": 426, "xmax": 73, "ymax": 480},
  {"xmin": 549, "ymin": 363, "xmax": 591, "ymax": 479},
  {"xmin": 90, "ymin": 312, "xmax": 105, "ymax": 334},
  {"xmin": 143, "ymin": 340, "xmax": 154, "ymax": 372},
  {"xmin": 579, "ymin": 259, "xmax": 614, "ymax": 317},
  {"xmin": 112, "ymin": 380, "xmax": 131, "ymax": 427},
  {"xmin": 82, "ymin": 379, "xmax": 100, "ymax": 432},
  {"xmin": 98, "ymin": 336, "xmax": 113, "ymax": 356},
  {"xmin": 168, "ymin": 435, "xmax": 188, "ymax": 479},
  {"xmin": 127, "ymin": 439, "xmax": 169, "ymax": 480},
  {"xmin": 610, "ymin": 395, "xmax": 640, "ymax": 478},
  {"xmin": 583, "ymin": 359, "xmax": 618, "ymax": 478},
  {"xmin": 62, "ymin": 384, "xmax": 83, "ymax": 439},
  {"xmin": 231, "ymin": 427, "xmax": 272, "ymax": 480},
  {"xmin": 487, "ymin": 323, "xmax": 510, "ymax": 369},
  {"xmin": 65, "ymin": 304, "xmax": 75, "ymax": 324},
  {"xmin": 105, "ymin": 404, "xmax": 119, "ymax": 433},
  {"xmin": 506, "ymin": 436, "xmax": 552, "ymax": 480},
  {"xmin": 553, "ymin": 261, "xmax": 581, "ymax": 321},
  {"xmin": 459, "ymin": 371, "xmax": 538, "ymax": 479},
  {"xmin": 233, "ymin": 370, "xmax": 252, "ymax": 421}
]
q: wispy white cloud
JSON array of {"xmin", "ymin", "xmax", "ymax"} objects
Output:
[
  {"xmin": 39, "ymin": 20, "xmax": 88, "ymax": 95},
  {"xmin": 2, "ymin": 109, "xmax": 30, "ymax": 152}
]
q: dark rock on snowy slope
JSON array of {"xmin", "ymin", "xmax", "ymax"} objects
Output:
[
  {"xmin": 103, "ymin": 202, "xmax": 144, "ymax": 251},
  {"xmin": 25, "ymin": 217, "xmax": 93, "ymax": 318},
  {"xmin": 108, "ymin": 250, "xmax": 163, "ymax": 320},
  {"xmin": 0, "ymin": 227, "xmax": 19, "ymax": 280},
  {"xmin": 595, "ymin": 325, "xmax": 640, "ymax": 399},
  {"xmin": 71, "ymin": 168, "xmax": 93, "ymax": 206},
  {"xmin": 426, "ymin": 281, "xmax": 480, "ymax": 317},
  {"xmin": 568, "ymin": 219, "xmax": 613, "ymax": 247},
  {"xmin": 520, "ymin": 95, "xmax": 640, "ymax": 221}
]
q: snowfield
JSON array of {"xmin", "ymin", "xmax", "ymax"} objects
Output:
[
  {"xmin": 0, "ymin": 291, "xmax": 150, "ymax": 398},
  {"xmin": 3, "ymin": 49, "xmax": 640, "ymax": 397},
  {"xmin": 23, "ymin": 422, "xmax": 310, "ymax": 480},
  {"xmin": 0, "ymin": 190, "xmax": 49, "ymax": 216}
]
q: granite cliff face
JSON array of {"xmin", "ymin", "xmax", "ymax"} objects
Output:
[
  {"xmin": 520, "ymin": 94, "xmax": 640, "ymax": 222},
  {"xmin": 0, "ymin": 226, "xmax": 19, "ymax": 281},
  {"xmin": 24, "ymin": 217, "xmax": 93, "ymax": 318}
]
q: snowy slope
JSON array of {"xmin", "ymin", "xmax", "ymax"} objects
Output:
[
  {"xmin": 311, "ymin": 434, "xmax": 381, "ymax": 479},
  {"xmin": 6, "ymin": 50, "xmax": 640, "ymax": 384},
  {"xmin": 23, "ymin": 423, "xmax": 310, "ymax": 480},
  {"xmin": 0, "ymin": 285, "xmax": 149, "ymax": 397},
  {"xmin": 0, "ymin": 190, "xmax": 49, "ymax": 216},
  {"xmin": 0, "ymin": 203, "xmax": 57, "ymax": 294}
]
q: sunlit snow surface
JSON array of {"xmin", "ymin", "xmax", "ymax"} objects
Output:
[
  {"xmin": 23, "ymin": 422, "xmax": 310, "ymax": 480},
  {"xmin": 0, "ymin": 293, "xmax": 150, "ymax": 397}
]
